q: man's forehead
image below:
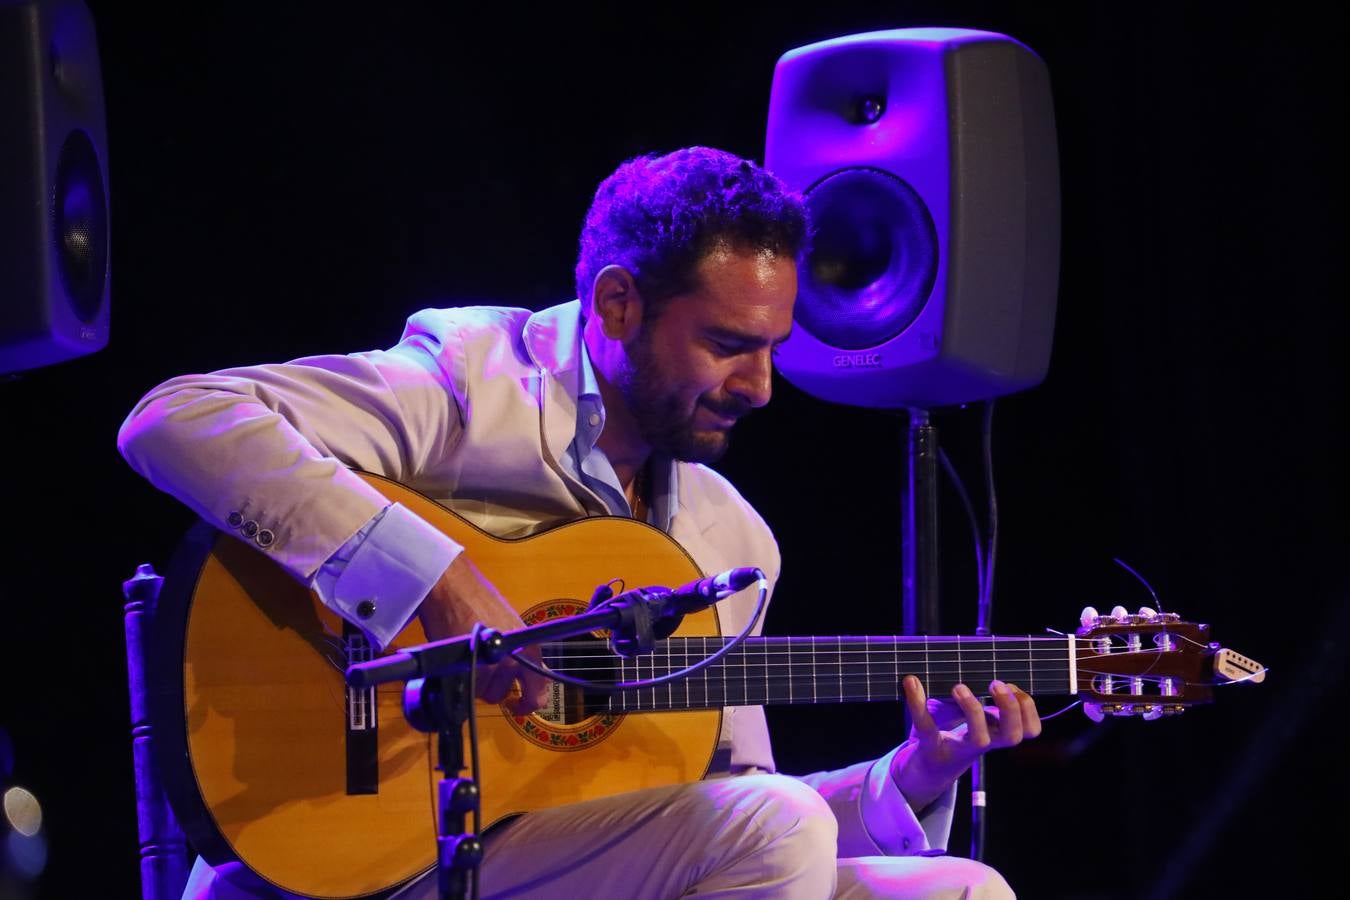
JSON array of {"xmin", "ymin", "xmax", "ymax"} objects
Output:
[{"xmin": 680, "ymin": 250, "xmax": 796, "ymax": 335}]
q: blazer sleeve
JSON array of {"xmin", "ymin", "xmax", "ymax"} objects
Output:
[
  {"xmin": 795, "ymin": 746, "xmax": 957, "ymax": 858},
  {"xmin": 117, "ymin": 324, "xmax": 468, "ymax": 584}
]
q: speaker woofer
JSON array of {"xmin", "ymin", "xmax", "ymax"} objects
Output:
[
  {"xmin": 54, "ymin": 128, "xmax": 107, "ymax": 324},
  {"xmin": 797, "ymin": 168, "xmax": 938, "ymax": 351}
]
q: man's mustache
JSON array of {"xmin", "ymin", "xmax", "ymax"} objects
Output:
[{"xmin": 701, "ymin": 397, "xmax": 753, "ymax": 420}]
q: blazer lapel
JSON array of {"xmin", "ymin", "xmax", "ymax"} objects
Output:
[{"xmin": 523, "ymin": 302, "xmax": 607, "ymax": 516}]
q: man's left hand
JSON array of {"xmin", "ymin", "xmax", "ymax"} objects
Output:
[{"xmin": 890, "ymin": 676, "xmax": 1042, "ymax": 811}]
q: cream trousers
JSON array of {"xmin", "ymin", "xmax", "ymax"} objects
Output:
[{"xmin": 187, "ymin": 775, "xmax": 1013, "ymax": 899}]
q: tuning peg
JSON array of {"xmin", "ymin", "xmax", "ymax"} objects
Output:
[
  {"xmin": 1080, "ymin": 606, "xmax": 1099, "ymax": 628},
  {"xmin": 1083, "ymin": 702, "xmax": 1105, "ymax": 722},
  {"xmin": 1138, "ymin": 607, "xmax": 1158, "ymax": 620},
  {"xmin": 1110, "ymin": 605, "xmax": 1129, "ymax": 621},
  {"xmin": 1143, "ymin": 706, "xmax": 1163, "ymax": 721}
]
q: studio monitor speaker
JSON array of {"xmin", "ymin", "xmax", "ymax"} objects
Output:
[
  {"xmin": 766, "ymin": 28, "xmax": 1059, "ymax": 409},
  {"xmin": 1, "ymin": 0, "xmax": 110, "ymax": 374}
]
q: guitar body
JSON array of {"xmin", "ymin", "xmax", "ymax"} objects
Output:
[{"xmin": 158, "ymin": 473, "xmax": 718, "ymax": 898}]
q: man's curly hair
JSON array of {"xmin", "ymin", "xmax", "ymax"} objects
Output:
[{"xmin": 575, "ymin": 147, "xmax": 807, "ymax": 318}]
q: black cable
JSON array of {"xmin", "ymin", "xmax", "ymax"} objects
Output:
[
  {"xmin": 978, "ymin": 400, "xmax": 998, "ymax": 636},
  {"xmin": 938, "ymin": 446, "xmax": 986, "ymax": 606}
]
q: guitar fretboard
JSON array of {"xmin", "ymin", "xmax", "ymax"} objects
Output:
[{"xmin": 542, "ymin": 635, "xmax": 1077, "ymax": 712}]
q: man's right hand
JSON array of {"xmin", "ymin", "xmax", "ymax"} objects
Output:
[{"xmin": 417, "ymin": 554, "xmax": 551, "ymax": 715}]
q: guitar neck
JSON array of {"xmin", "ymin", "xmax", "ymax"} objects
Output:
[{"xmin": 544, "ymin": 634, "xmax": 1078, "ymax": 713}]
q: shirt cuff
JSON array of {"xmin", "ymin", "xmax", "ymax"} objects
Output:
[
  {"xmin": 861, "ymin": 743, "xmax": 957, "ymax": 855},
  {"xmin": 310, "ymin": 502, "xmax": 463, "ymax": 650}
]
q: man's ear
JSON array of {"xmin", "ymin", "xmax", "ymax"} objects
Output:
[{"xmin": 590, "ymin": 265, "xmax": 644, "ymax": 341}]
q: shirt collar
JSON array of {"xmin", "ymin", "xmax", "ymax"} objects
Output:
[{"xmin": 575, "ymin": 319, "xmax": 679, "ymax": 531}]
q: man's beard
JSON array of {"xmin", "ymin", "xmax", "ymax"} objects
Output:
[{"xmin": 618, "ymin": 332, "xmax": 748, "ymax": 464}]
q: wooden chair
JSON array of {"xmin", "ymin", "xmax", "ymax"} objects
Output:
[{"xmin": 123, "ymin": 563, "xmax": 190, "ymax": 899}]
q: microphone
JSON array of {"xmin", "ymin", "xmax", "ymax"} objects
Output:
[
  {"xmin": 591, "ymin": 567, "xmax": 764, "ymax": 656},
  {"xmin": 661, "ymin": 567, "xmax": 763, "ymax": 615}
]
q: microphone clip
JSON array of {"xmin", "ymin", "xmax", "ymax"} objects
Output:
[{"xmin": 587, "ymin": 583, "xmax": 680, "ymax": 658}]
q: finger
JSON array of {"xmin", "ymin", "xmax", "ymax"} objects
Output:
[
  {"xmin": 953, "ymin": 683, "xmax": 991, "ymax": 748},
  {"xmin": 504, "ymin": 648, "xmax": 551, "ymax": 713},
  {"xmin": 903, "ymin": 676, "xmax": 940, "ymax": 744},
  {"xmin": 514, "ymin": 668, "xmax": 551, "ymax": 715},
  {"xmin": 989, "ymin": 681, "xmax": 1023, "ymax": 746},
  {"xmin": 1007, "ymin": 683, "xmax": 1043, "ymax": 739},
  {"xmin": 476, "ymin": 665, "xmax": 514, "ymax": 704}
]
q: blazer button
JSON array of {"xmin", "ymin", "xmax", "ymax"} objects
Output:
[
  {"xmin": 227, "ymin": 511, "xmax": 243, "ymax": 528},
  {"xmin": 241, "ymin": 520, "xmax": 260, "ymax": 538},
  {"xmin": 255, "ymin": 529, "xmax": 275, "ymax": 548},
  {"xmin": 356, "ymin": 600, "xmax": 377, "ymax": 619}
]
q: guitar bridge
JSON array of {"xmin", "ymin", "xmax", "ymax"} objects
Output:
[{"xmin": 344, "ymin": 624, "xmax": 379, "ymax": 794}]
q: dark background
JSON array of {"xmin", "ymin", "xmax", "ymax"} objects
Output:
[{"xmin": 4, "ymin": 2, "xmax": 1345, "ymax": 897}]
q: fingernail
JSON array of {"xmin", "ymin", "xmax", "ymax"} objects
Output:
[
  {"xmin": 991, "ymin": 680, "xmax": 1007, "ymax": 696},
  {"xmin": 954, "ymin": 684, "xmax": 972, "ymax": 699}
]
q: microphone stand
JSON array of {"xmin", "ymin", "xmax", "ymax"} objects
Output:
[{"xmin": 345, "ymin": 586, "xmax": 702, "ymax": 900}]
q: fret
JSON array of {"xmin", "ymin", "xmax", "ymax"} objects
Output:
[
  {"xmin": 864, "ymin": 637, "xmax": 871, "ymax": 701},
  {"xmin": 840, "ymin": 638, "xmax": 865, "ymax": 703},
  {"xmin": 765, "ymin": 639, "xmax": 770, "ymax": 702},
  {"xmin": 810, "ymin": 635, "xmax": 817, "ymax": 703},
  {"xmin": 683, "ymin": 638, "xmax": 690, "ymax": 710},
  {"xmin": 891, "ymin": 636, "xmax": 900, "ymax": 698},
  {"xmin": 700, "ymin": 637, "xmax": 712, "ymax": 707},
  {"xmin": 743, "ymin": 639, "xmax": 767, "ymax": 705},
  {"xmin": 923, "ymin": 635, "xmax": 930, "ymax": 694},
  {"xmin": 1027, "ymin": 637, "xmax": 1034, "ymax": 695},
  {"xmin": 834, "ymin": 637, "xmax": 843, "ymax": 701}
]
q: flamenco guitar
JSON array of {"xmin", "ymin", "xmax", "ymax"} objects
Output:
[{"xmin": 148, "ymin": 473, "xmax": 1264, "ymax": 898}]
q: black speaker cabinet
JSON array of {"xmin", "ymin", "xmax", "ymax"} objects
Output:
[
  {"xmin": 1, "ymin": 0, "xmax": 110, "ymax": 374},
  {"xmin": 766, "ymin": 28, "xmax": 1059, "ymax": 409}
]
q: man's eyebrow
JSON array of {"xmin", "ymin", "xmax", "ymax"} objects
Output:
[{"xmin": 706, "ymin": 325, "xmax": 794, "ymax": 348}]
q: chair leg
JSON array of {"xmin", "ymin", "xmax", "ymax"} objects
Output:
[{"xmin": 124, "ymin": 564, "xmax": 191, "ymax": 900}]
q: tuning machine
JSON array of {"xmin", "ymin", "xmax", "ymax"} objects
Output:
[{"xmin": 1083, "ymin": 701, "xmax": 1186, "ymax": 722}]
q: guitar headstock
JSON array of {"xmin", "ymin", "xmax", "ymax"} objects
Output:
[{"xmin": 1075, "ymin": 605, "xmax": 1265, "ymax": 721}]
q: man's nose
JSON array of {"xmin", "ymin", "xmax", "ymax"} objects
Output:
[{"xmin": 729, "ymin": 349, "xmax": 774, "ymax": 409}]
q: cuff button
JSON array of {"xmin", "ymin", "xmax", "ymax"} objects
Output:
[
  {"xmin": 241, "ymin": 520, "xmax": 260, "ymax": 538},
  {"xmin": 227, "ymin": 512, "xmax": 243, "ymax": 528},
  {"xmin": 255, "ymin": 529, "xmax": 275, "ymax": 548},
  {"xmin": 356, "ymin": 600, "xmax": 377, "ymax": 619}
]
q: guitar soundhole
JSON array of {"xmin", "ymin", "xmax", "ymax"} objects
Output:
[{"xmin": 503, "ymin": 599, "xmax": 625, "ymax": 753}]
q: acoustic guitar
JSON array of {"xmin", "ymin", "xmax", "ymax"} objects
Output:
[{"xmin": 148, "ymin": 473, "xmax": 1263, "ymax": 898}]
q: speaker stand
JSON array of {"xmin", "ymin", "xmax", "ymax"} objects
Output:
[{"xmin": 902, "ymin": 408, "xmax": 940, "ymax": 636}]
